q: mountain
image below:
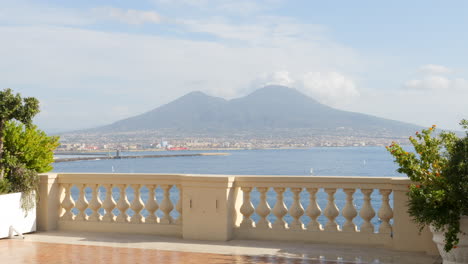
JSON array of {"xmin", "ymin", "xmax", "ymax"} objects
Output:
[{"xmin": 89, "ymin": 85, "xmax": 420, "ymax": 137}]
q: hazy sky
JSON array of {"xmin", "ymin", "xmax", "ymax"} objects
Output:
[{"xmin": 1, "ymin": 0, "xmax": 467, "ymax": 132}]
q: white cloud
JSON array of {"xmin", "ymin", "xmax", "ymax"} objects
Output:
[
  {"xmin": 180, "ymin": 16, "xmax": 327, "ymax": 44},
  {"xmin": 299, "ymin": 72, "xmax": 359, "ymax": 107},
  {"xmin": 404, "ymin": 75, "xmax": 468, "ymax": 91},
  {"xmin": 419, "ymin": 64, "xmax": 452, "ymax": 75},
  {"xmin": 0, "ymin": 0, "xmax": 363, "ymax": 131},
  {"xmin": 154, "ymin": 0, "xmax": 208, "ymax": 6},
  {"xmin": 346, "ymin": 87, "xmax": 468, "ymax": 132},
  {"xmin": 0, "ymin": 24, "xmax": 361, "ymax": 131},
  {"xmin": 154, "ymin": 0, "xmax": 282, "ymax": 15},
  {"xmin": 453, "ymin": 78, "xmax": 468, "ymax": 90},
  {"xmin": 263, "ymin": 71, "xmax": 296, "ymax": 87},
  {"xmin": 93, "ymin": 7, "xmax": 162, "ymax": 25},
  {"xmin": 0, "ymin": 2, "xmax": 94, "ymax": 26},
  {"xmin": 250, "ymin": 71, "xmax": 359, "ymax": 108}
]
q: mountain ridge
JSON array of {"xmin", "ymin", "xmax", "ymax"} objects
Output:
[{"xmin": 85, "ymin": 85, "xmax": 421, "ymax": 137}]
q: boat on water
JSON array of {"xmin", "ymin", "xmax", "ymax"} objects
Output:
[{"xmin": 167, "ymin": 147, "xmax": 189, "ymax": 151}]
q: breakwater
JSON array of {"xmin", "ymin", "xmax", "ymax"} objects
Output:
[{"xmin": 54, "ymin": 152, "xmax": 229, "ymax": 163}]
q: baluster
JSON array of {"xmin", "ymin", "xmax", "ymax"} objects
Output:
[
  {"xmin": 175, "ymin": 184, "xmax": 182, "ymax": 224},
  {"xmin": 130, "ymin": 184, "xmax": 144, "ymax": 223},
  {"xmin": 378, "ymin": 189, "xmax": 393, "ymax": 233},
  {"xmin": 60, "ymin": 184, "xmax": 75, "ymax": 221},
  {"xmin": 239, "ymin": 187, "xmax": 255, "ymax": 228},
  {"xmin": 289, "ymin": 187, "xmax": 305, "ymax": 230},
  {"xmin": 159, "ymin": 184, "xmax": 174, "ymax": 224},
  {"xmin": 360, "ymin": 189, "xmax": 376, "ymax": 233},
  {"xmin": 342, "ymin": 188, "xmax": 357, "ymax": 232},
  {"xmin": 255, "ymin": 187, "xmax": 271, "ymax": 229},
  {"xmin": 145, "ymin": 184, "xmax": 159, "ymax": 224},
  {"xmin": 305, "ymin": 188, "xmax": 322, "ymax": 231},
  {"xmin": 324, "ymin": 188, "xmax": 339, "ymax": 231},
  {"xmin": 102, "ymin": 184, "xmax": 116, "ymax": 222},
  {"xmin": 115, "ymin": 184, "xmax": 130, "ymax": 223},
  {"xmin": 88, "ymin": 184, "xmax": 102, "ymax": 222},
  {"xmin": 75, "ymin": 184, "xmax": 89, "ymax": 221},
  {"xmin": 272, "ymin": 187, "xmax": 288, "ymax": 229}
]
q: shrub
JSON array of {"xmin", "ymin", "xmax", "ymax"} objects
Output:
[
  {"xmin": 2, "ymin": 121, "xmax": 59, "ymax": 211},
  {"xmin": 387, "ymin": 120, "xmax": 467, "ymax": 252}
]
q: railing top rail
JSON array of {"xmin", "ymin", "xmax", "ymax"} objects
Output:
[
  {"xmin": 42, "ymin": 173, "xmax": 411, "ymax": 189},
  {"xmin": 234, "ymin": 175, "xmax": 410, "ymax": 189},
  {"xmin": 54, "ymin": 173, "xmax": 184, "ymax": 185}
]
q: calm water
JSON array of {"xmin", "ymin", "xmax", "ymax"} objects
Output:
[
  {"xmin": 53, "ymin": 147, "xmax": 402, "ymax": 176},
  {"xmin": 53, "ymin": 147, "xmax": 404, "ymax": 230}
]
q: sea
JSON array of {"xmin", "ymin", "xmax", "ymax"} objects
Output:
[
  {"xmin": 53, "ymin": 147, "xmax": 402, "ymax": 176},
  {"xmin": 53, "ymin": 147, "xmax": 406, "ymax": 230}
]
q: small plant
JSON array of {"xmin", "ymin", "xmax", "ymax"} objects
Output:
[
  {"xmin": 387, "ymin": 120, "xmax": 468, "ymax": 252},
  {"xmin": 0, "ymin": 178, "xmax": 10, "ymax": 194}
]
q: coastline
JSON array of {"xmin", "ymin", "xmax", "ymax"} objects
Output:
[
  {"xmin": 54, "ymin": 145, "xmax": 392, "ymax": 155},
  {"xmin": 54, "ymin": 152, "xmax": 230, "ymax": 163}
]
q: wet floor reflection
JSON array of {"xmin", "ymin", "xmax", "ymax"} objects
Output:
[{"xmin": 1, "ymin": 240, "xmax": 352, "ymax": 264}]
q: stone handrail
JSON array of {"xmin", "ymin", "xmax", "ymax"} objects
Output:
[
  {"xmin": 36, "ymin": 173, "xmax": 437, "ymax": 255},
  {"xmin": 57, "ymin": 173, "xmax": 182, "ymax": 236},
  {"xmin": 233, "ymin": 176, "xmax": 403, "ymax": 247}
]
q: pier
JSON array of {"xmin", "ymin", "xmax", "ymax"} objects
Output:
[{"xmin": 53, "ymin": 153, "xmax": 229, "ymax": 163}]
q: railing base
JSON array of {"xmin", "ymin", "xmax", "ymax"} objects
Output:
[
  {"xmin": 234, "ymin": 228, "xmax": 393, "ymax": 248},
  {"xmin": 58, "ymin": 221, "xmax": 182, "ymax": 237}
]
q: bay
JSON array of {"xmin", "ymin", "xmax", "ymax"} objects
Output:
[{"xmin": 53, "ymin": 147, "xmax": 402, "ymax": 176}]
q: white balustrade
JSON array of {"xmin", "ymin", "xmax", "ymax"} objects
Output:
[
  {"xmin": 175, "ymin": 184, "xmax": 182, "ymax": 224},
  {"xmin": 51, "ymin": 173, "xmax": 414, "ymax": 250},
  {"xmin": 272, "ymin": 187, "xmax": 288, "ymax": 229},
  {"xmin": 88, "ymin": 184, "xmax": 102, "ymax": 222},
  {"xmin": 323, "ymin": 188, "xmax": 340, "ymax": 231},
  {"xmin": 159, "ymin": 184, "xmax": 174, "ymax": 224},
  {"xmin": 305, "ymin": 188, "xmax": 322, "ymax": 231},
  {"xmin": 359, "ymin": 189, "xmax": 376, "ymax": 233},
  {"xmin": 289, "ymin": 187, "xmax": 304, "ymax": 230},
  {"xmin": 101, "ymin": 184, "xmax": 116, "ymax": 222},
  {"xmin": 75, "ymin": 184, "xmax": 88, "ymax": 221},
  {"xmin": 342, "ymin": 188, "xmax": 357, "ymax": 232},
  {"xmin": 378, "ymin": 189, "xmax": 393, "ymax": 234},
  {"xmin": 145, "ymin": 185, "xmax": 159, "ymax": 224},
  {"xmin": 130, "ymin": 184, "xmax": 144, "ymax": 224},
  {"xmin": 240, "ymin": 187, "xmax": 255, "ymax": 228},
  {"xmin": 57, "ymin": 178, "xmax": 393, "ymax": 237},
  {"xmin": 255, "ymin": 187, "xmax": 271, "ymax": 229},
  {"xmin": 60, "ymin": 183, "xmax": 75, "ymax": 221},
  {"xmin": 115, "ymin": 184, "xmax": 130, "ymax": 223},
  {"xmin": 59, "ymin": 180, "xmax": 182, "ymax": 227},
  {"xmin": 233, "ymin": 183, "xmax": 395, "ymax": 239}
]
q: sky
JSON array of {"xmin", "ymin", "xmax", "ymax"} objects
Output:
[{"xmin": 1, "ymin": 0, "xmax": 467, "ymax": 132}]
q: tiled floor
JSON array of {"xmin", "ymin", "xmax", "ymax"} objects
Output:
[
  {"xmin": 0, "ymin": 232, "xmax": 441, "ymax": 264},
  {"xmin": 1, "ymin": 240, "xmax": 341, "ymax": 264}
]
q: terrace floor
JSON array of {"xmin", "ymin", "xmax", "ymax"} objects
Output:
[{"xmin": 1, "ymin": 231, "xmax": 441, "ymax": 264}]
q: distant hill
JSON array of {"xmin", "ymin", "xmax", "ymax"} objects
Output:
[{"xmin": 87, "ymin": 85, "xmax": 421, "ymax": 137}]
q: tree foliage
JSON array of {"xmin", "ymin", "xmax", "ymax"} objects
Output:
[
  {"xmin": 387, "ymin": 121, "xmax": 468, "ymax": 252},
  {"xmin": 0, "ymin": 89, "xmax": 58, "ymax": 212},
  {"xmin": 1, "ymin": 121, "xmax": 59, "ymax": 210},
  {"xmin": 0, "ymin": 88, "xmax": 40, "ymax": 179},
  {"xmin": 3, "ymin": 121, "xmax": 59, "ymax": 174}
]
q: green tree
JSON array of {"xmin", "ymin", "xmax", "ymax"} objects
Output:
[
  {"xmin": 2, "ymin": 121, "xmax": 59, "ymax": 210},
  {"xmin": 0, "ymin": 88, "xmax": 39, "ymax": 179},
  {"xmin": 3, "ymin": 121, "xmax": 59, "ymax": 174}
]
